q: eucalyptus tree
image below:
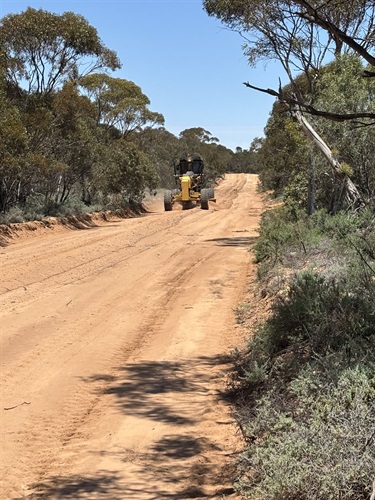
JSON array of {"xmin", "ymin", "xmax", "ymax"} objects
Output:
[
  {"xmin": 133, "ymin": 127, "xmax": 181, "ymax": 188},
  {"xmin": 0, "ymin": 7, "xmax": 120, "ymax": 95},
  {"xmin": 204, "ymin": 0, "xmax": 374, "ymax": 209},
  {"xmin": 92, "ymin": 140, "xmax": 159, "ymax": 204},
  {"xmin": 178, "ymin": 127, "xmax": 218, "ymax": 165},
  {"xmin": 229, "ymin": 144, "xmax": 262, "ymax": 173},
  {"xmin": 79, "ymin": 74, "xmax": 164, "ymax": 140},
  {"xmin": 257, "ymin": 102, "xmax": 310, "ymax": 195},
  {"xmin": 0, "ymin": 8, "xmax": 122, "ymax": 212},
  {"xmin": 179, "ymin": 127, "xmax": 219, "ymax": 147},
  {"xmin": 312, "ymin": 55, "xmax": 375, "ymax": 209},
  {"xmin": 202, "ymin": 143, "xmax": 233, "ymax": 183},
  {"xmin": 178, "ymin": 127, "xmax": 231, "ymax": 184},
  {"xmin": 49, "ymin": 82, "xmax": 100, "ymax": 205},
  {"xmin": 0, "ymin": 93, "xmax": 30, "ymax": 211},
  {"xmin": 204, "ymin": 0, "xmax": 375, "ymax": 118}
]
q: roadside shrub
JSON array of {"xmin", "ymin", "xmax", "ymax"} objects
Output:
[
  {"xmin": 235, "ymin": 363, "xmax": 375, "ymax": 500},
  {"xmin": 254, "ymin": 207, "xmax": 296, "ymax": 264},
  {"xmin": 254, "ymin": 207, "xmax": 323, "ymax": 266},
  {"xmin": 235, "ymin": 268, "xmax": 375, "ymax": 399},
  {"xmin": 234, "ymin": 302, "xmax": 252, "ymax": 325},
  {"xmin": 320, "ymin": 209, "xmax": 375, "ymax": 278},
  {"xmin": 267, "ymin": 270, "xmax": 375, "ymax": 354},
  {"xmin": 0, "ymin": 206, "xmax": 26, "ymax": 224},
  {"xmin": 233, "ymin": 206, "xmax": 375, "ymax": 499}
]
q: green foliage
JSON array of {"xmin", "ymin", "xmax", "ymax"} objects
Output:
[
  {"xmin": 177, "ymin": 127, "xmax": 233, "ymax": 185},
  {"xmin": 80, "ymin": 74, "xmax": 164, "ymax": 139},
  {"xmin": 179, "ymin": 127, "xmax": 219, "ymax": 145},
  {"xmin": 0, "ymin": 8, "xmax": 120, "ymax": 94},
  {"xmin": 282, "ymin": 171, "xmax": 310, "ymax": 212},
  {"xmin": 94, "ymin": 141, "xmax": 159, "ymax": 203},
  {"xmin": 257, "ymin": 107, "xmax": 310, "ymax": 197},
  {"xmin": 234, "ymin": 207, "xmax": 375, "ymax": 499},
  {"xmin": 313, "ymin": 55, "xmax": 375, "ymax": 204},
  {"xmin": 228, "ymin": 144, "xmax": 261, "ymax": 174},
  {"xmin": 314, "ymin": 209, "xmax": 375, "ymax": 271},
  {"xmin": 237, "ymin": 364, "xmax": 375, "ymax": 500},
  {"xmin": 266, "ymin": 270, "xmax": 375, "ymax": 354},
  {"xmin": 256, "ymin": 54, "xmax": 375, "ymax": 212},
  {"xmin": 133, "ymin": 127, "xmax": 181, "ymax": 188},
  {"xmin": 200, "ymin": 143, "xmax": 233, "ymax": 185},
  {"xmin": 0, "ymin": 95, "xmax": 29, "ymax": 211},
  {"xmin": 0, "ymin": 8, "xmax": 169, "ymax": 216},
  {"xmin": 0, "ymin": 7, "xmax": 229, "ymax": 218},
  {"xmin": 254, "ymin": 206, "xmax": 319, "ymax": 264}
]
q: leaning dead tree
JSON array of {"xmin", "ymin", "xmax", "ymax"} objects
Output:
[
  {"xmin": 291, "ymin": 107, "xmax": 365, "ymax": 212},
  {"xmin": 205, "ymin": 0, "xmax": 374, "ymax": 211},
  {"xmin": 244, "ymin": 82, "xmax": 365, "ymax": 212}
]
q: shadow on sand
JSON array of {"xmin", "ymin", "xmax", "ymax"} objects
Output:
[{"xmin": 26, "ymin": 355, "xmax": 237, "ymax": 499}]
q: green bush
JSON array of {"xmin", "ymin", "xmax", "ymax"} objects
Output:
[
  {"xmin": 236, "ymin": 364, "xmax": 375, "ymax": 500},
  {"xmin": 0, "ymin": 206, "xmax": 26, "ymax": 223},
  {"xmin": 254, "ymin": 207, "xmax": 323, "ymax": 266},
  {"xmin": 233, "ymin": 207, "xmax": 375, "ymax": 500},
  {"xmin": 266, "ymin": 270, "xmax": 375, "ymax": 354}
]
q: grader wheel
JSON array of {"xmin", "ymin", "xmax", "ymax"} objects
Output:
[
  {"xmin": 200, "ymin": 188, "xmax": 209, "ymax": 210},
  {"xmin": 164, "ymin": 190, "xmax": 173, "ymax": 211},
  {"xmin": 207, "ymin": 188, "xmax": 215, "ymax": 200}
]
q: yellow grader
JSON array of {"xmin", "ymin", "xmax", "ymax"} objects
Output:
[{"xmin": 164, "ymin": 155, "xmax": 215, "ymax": 211}]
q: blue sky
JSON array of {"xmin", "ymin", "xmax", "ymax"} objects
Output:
[{"xmin": 1, "ymin": 0, "xmax": 280, "ymax": 151}]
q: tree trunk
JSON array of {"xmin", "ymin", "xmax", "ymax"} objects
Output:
[
  {"xmin": 291, "ymin": 108, "xmax": 365, "ymax": 212},
  {"xmin": 307, "ymin": 153, "xmax": 315, "ymax": 216}
]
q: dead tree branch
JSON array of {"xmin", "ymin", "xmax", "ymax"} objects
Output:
[
  {"xmin": 243, "ymin": 82, "xmax": 375, "ymax": 122},
  {"xmin": 294, "ymin": 0, "xmax": 375, "ymax": 68}
]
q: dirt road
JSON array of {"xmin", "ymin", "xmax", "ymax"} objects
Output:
[{"xmin": 0, "ymin": 174, "xmax": 264, "ymax": 499}]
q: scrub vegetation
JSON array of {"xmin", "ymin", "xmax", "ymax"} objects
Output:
[{"xmin": 233, "ymin": 207, "xmax": 375, "ymax": 499}]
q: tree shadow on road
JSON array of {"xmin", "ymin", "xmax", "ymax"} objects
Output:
[
  {"xmin": 24, "ymin": 470, "xmax": 235, "ymax": 499},
  {"xmin": 106, "ymin": 433, "xmax": 237, "ymax": 499},
  {"xmin": 85, "ymin": 354, "xmax": 233, "ymax": 426},
  {"xmin": 18, "ymin": 472, "xmax": 123, "ymax": 499},
  {"xmin": 27, "ymin": 355, "xmax": 237, "ymax": 499},
  {"xmin": 27, "ymin": 432, "xmax": 235, "ymax": 499}
]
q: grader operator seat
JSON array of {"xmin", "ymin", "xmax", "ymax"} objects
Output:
[
  {"xmin": 178, "ymin": 159, "xmax": 189, "ymax": 175},
  {"xmin": 192, "ymin": 158, "xmax": 204, "ymax": 175},
  {"xmin": 176, "ymin": 156, "xmax": 204, "ymax": 177}
]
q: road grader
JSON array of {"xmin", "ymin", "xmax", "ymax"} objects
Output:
[{"xmin": 164, "ymin": 155, "xmax": 215, "ymax": 211}]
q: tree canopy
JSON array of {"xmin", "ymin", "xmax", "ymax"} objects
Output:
[
  {"xmin": 204, "ymin": 0, "xmax": 375, "ymax": 122},
  {"xmin": 0, "ymin": 7, "xmax": 234, "ymax": 219},
  {"xmin": 1, "ymin": 8, "xmax": 121, "ymax": 96},
  {"xmin": 80, "ymin": 74, "xmax": 165, "ymax": 138}
]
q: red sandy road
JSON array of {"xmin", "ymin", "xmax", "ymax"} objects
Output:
[{"xmin": 0, "ymin": 174, "xmax": 264, "ymax": 499}]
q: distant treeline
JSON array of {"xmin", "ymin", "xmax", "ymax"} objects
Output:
[{"xmin": 0, "ymin": 7, "xmax": 259, "ymax": 222}]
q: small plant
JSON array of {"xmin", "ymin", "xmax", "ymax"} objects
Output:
[
  {"xmin": 234, "ymin": 302, "xmax": 252, "ymax": 324},
  {"xmin": 0, "ymin": 207, "xmax": 25, "ymax": 224}
]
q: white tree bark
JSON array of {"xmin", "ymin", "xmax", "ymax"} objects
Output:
[
  {"xmin": 291, "ymin": 108, "xmax": 365, "ymax": 211},
  {"xmin": 370, "ymin": 477, "xmax": 375, "ymax": 500}
]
